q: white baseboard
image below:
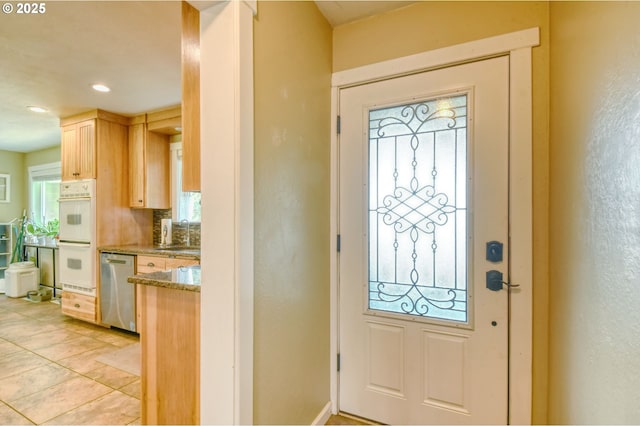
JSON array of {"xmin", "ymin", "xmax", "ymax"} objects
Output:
[{"xmin": 311, "ymin": 401, "xmax": 332, "ymax": 425}]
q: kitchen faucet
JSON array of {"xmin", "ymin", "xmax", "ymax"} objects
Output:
[{"xmin": 181, "ymin": 219, "xmax": 190, "ymax": 247}]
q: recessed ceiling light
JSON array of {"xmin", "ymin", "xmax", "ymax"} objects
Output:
[
  {"xmin": 92, "ymin": 84, "xmax": 111, "ymax": 93},
  {"xmin": 27, "ymin": 106, "xmax": 48, "ymax": 113}
]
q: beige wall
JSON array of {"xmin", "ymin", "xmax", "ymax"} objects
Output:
[
  {"xmin": 0, "ymin": 145, "xmax": 60, "ymax": 225},
  {"xmin": 0, "ymin": 150, "xmax": 25, "ymax": 222},
  {"xmin": 549, "ymin": 2, "xmax": 640, "ymax": 423},
  {"xmin": 253, "ymin": 1, "xmax": 332, "ymax": 423},
  {"xmin": 24, "ymin": 146, "xmax": 60, "ymax": 170},
  {"xmin": 333, "ymin": 2, "xmax": 550, "ymax": 423}
]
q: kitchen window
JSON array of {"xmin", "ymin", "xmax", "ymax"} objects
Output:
[
  {"xmin": 28, "ymin": 162, "xmax": 61, "ymax": 225},
  {"xmin": 170, "ymin": 142, "xmax": 201, "ymax": 223}
]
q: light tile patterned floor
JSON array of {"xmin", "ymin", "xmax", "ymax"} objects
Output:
[
  {"xmin": 326, "ymin": 413, "xmax": 378, "ymax": 425},
  {"xmin": 0, "ymin": 294, "xmax": 140, "ymax": 425}
]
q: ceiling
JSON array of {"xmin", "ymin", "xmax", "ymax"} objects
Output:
[
  {"xmin": 0, "ymin": 1, "xmax": 413, "ymax": 154},
  {"xmin": 314, "ymin": 0, "xmax": 414, "ymax": 27}
]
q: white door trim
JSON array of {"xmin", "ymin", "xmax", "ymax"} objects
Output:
[{"xmin": 330, "ymin": 27, "xmax": 539, "ymax": 424}]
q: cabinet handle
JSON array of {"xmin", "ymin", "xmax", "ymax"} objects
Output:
[
  {"xmin": 147, "ymin": 262, "xmax": 155, "ymax": 267},
  {"xmin": 138, "ymin": 199, "xmax": 143, "ymax": 203},
  {"xmin": 74, "ymin": 303, "xmax": 80, "ymax": 308}
]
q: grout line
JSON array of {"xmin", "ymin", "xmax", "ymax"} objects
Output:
[{"xmin": 0, "ymin": 296, "xmax": 141, "ymax": 425}]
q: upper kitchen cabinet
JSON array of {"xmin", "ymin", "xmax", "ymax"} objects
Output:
[
  {"xmin": 60, "ymin": 110, "xmax": 130, "ymax": 181},
  {"xmin": 61, "ymin": 119, "xmax": 95, "ymax": 180},
  {"xmin": 128, "ymin": 112, "xmax": 172, "ymax": 209},
  {"xmin": 147, "ymin": 105, "xmax": 181, "ymax": 134},
  {"xmin": 61, "ymin": 109, "xmax": 152, "ymax": 246},
  {"xmin": 181, "ymin": 1, "xmax": 200, "ymax": 192}
]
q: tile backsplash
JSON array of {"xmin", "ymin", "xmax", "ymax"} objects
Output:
[{"xmin": 153, "ymin": 210, "xmax": 201, "ymax": 247}]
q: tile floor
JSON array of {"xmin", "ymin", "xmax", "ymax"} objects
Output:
[
  {"xmin": 326, "ymin": 413, "xmax": 375, "ymax": 425},
  {"xmin": 0, "ymin": 294, "xmax": 140, "ymax": 425}
]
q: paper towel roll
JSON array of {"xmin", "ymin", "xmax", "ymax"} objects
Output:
[{"xmin": 161, "ymin": 218, "xmax": 172, "ymax": 246}]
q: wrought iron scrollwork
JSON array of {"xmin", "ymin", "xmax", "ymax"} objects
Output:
[{"xmin": 369, "ymin": 95, "xmax": 468, "ymax": 321}]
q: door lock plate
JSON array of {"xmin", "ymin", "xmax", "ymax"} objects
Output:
[
  {"xmin": 486, "ymin": 241, "xmax": 503, "ymax": 263},
  {"xmin": 486, "ymin": 270, "xmax": 504, "ymax": 291}
]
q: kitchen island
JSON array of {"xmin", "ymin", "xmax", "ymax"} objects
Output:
[
  {"xmin": 127, "ymin": 265, "xmax": 200, "ymax": 292},
  {"xmin": 128, "ymin": 266, "xmax": 200, "ymax": 425}
]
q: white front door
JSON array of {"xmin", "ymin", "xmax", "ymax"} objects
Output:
[{"xmin": 338, "ymin": 56, "xmax": 510, "ymax": 425}]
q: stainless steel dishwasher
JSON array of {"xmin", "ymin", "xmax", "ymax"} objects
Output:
[{"xmin": 100, "ymin": 252, "xmax": 136, "ymax": 332}]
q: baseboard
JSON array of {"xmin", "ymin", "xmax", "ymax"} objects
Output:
[{"xmin": 311, "ymin": 401, "xmax": 332, "ymax": 425}]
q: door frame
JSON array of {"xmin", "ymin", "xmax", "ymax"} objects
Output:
[{"xmin": 329, "ymin": 28, "xmax": 539, "ymax": 424}]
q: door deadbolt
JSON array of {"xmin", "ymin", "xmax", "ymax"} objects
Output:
[{"xmin": 486, "ymin": 241, "xmax": 503, "ymax": 263}]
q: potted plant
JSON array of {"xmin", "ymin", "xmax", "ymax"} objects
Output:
[
  {"xmin": 26, "ymin": 219, "xmax": 58, "ymax": 246},
  {"xmin": 44, "ymin": 219, "xmax": 59, "ymax": 247},
  {"xmin": 26, "ymin": 221, "xmax": 47, "ymax": 245}
]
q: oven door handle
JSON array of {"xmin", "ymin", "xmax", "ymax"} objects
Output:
[
  {"xmin": 59, "ymin": 197, "xmax": 92, "ymax": 202},
  {"xmin": 58, "ymin": 242, "xmax": 92, "ymax": 248}
]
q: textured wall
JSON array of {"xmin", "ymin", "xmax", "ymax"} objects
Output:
[
  {"xmin": 0, "ymin": 150, "xmax": 25, "ymax": 222},
  {"xmin": 549, "ymin": 2, "xmax": 640, "ymax": 423},
  {"xmin": 253, "ymin": 1, "xmax": 332, "ymax": 423},
  {"xmin": 333, "ymin": 2, "xmax": 550, "ymax": 422},
  {"xmin": 23, "ymin": 145, "xmax": 60, "ymax": 171}
]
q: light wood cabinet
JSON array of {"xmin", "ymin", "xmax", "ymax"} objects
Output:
[
  {"xmin": 137, "ymin": 255, "xmax": 166, "ymax": 274},
  {"xmin": 135, "ymin": 253, "xmax": 199, "ymax": 343},
  {"xmin": 61, "ymin": 291, "xmax": 96, "ymax": 322},
  {"xmin": 147, "ymin": 106, "xmax": 181, "ymax": 135},
  {"xmin": 182, "ymin": 1, "xmax": 201, "ymax": 192},
  {"xmin": 137, "ymin": 254, "xmax": 199, "ymax": 275},
  {"xmin": 60, "ymin": 109, "xmax": 153, "ymax": 248},
  {"xmin": 61, "ymin": 119, "xmax": 96, "ymax": 180},
  {"xmin": 128, "ymin": 115, "xmax": 170, "ymax": 209},
  {"xmin": 139, "ymin": 285, "xmax": 200, "ymax": 425},
  {"xmin": 60, "ymin": 109, "xmax": 154, "ymax": 324},
  {"xmin": 165, "ymin": 257, "xmax": 200, "ymax": 270}
]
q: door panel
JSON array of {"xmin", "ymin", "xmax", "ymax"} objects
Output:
[{"xmin": 338, "ymin": 57, "xmax": 509, "ymax": 425}]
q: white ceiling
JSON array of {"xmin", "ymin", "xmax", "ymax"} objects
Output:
[
  {"xmin": 0, "ymin": 1, "xmax": 412, "ymax": 154},
  {"xmin": 315, "ymin": 0, "xmax": 414, "ymax": 27}
]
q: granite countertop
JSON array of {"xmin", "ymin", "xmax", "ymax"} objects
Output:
[
  {"xmin": 98, "ymin": 244, "xmax": 200, "ymax": 260},
  {"xmin": 128, "ymin": 265, "xmax": 201, "ymax": 292}
]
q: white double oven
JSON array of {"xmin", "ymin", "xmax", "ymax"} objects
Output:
[{"xmin": 58, "ymin": 179, "xmax": 96, "ymax": 296}]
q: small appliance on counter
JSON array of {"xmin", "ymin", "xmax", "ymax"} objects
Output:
[{"xmin": 160, "ymin": 218, "xmax": 172, "ymax": 247}]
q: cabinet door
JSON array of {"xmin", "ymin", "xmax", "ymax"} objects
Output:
[
  {"xmin": 182, "ymin": 1, "xmax": 200, "ymax": 192},
  {"xmin": 76, "ymin": 120, "xmax": 96, "ymax": 179},
  {"xmin": 145, "ymin": 131, "xmax": 170, "ymax": 209},
  {"xmin": 62, "ymin": 119, "xmax": 96, "ymax": 180},
  {"xmin": 139, "ymin": 285, "xmax": 200, "ymax": 425},
  {"xmin": 129, "ymin": 123, "xmax": 146, "ymax": 207},
  {"xmin": 129, "ymin": 124, "xmax": 170, "ymax": 209},
  {"xmin": 61, "ymin": 125, "xmax": 78, "ymax": 180}
]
